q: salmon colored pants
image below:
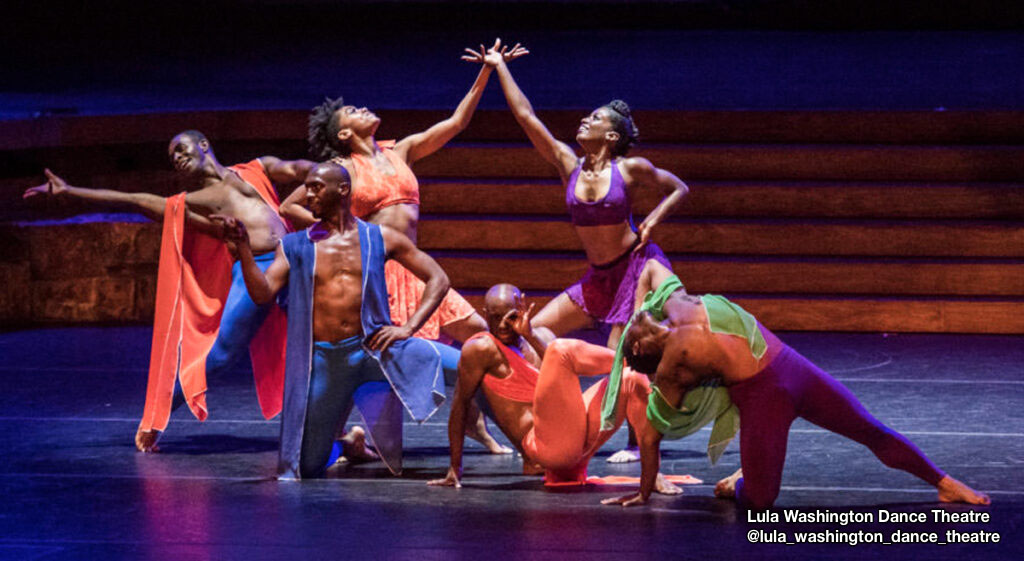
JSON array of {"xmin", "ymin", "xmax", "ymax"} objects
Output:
[{"xmin": 522, "ymin": 339, "xmax": 649, "ymax": 484}]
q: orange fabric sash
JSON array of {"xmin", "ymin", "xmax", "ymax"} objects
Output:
[{"xmin": 138, "ymin": 160, "xmax": 288, "ymax": 432}]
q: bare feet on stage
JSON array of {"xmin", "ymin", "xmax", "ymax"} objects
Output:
[
  {"xmin": 606, "ymin": 446, "xmax": 640, "ymax": 463},
  {"xmin": 937, "ymin": 475, "xmax": 991, "ymax": 505},
  {"xmin": 336, "ymin": 426, "xmax": 379, "ymax": 464},
  {"xmin": 135, "ymin": 428, "xmax": 161, "ymax": 453},
  {"xmin": 522, "ymin": 459, "xmax": 544, "ymax": 476},
  {"xmin": 714, "ymin": 468, "xmax": 743, "ymax": 499},
  {"xmin": 655, "ymin": 472, "xmax": 683, "ymax": 495},
  {"xmin": 467, "ymin": 420, "xmax": 514, "ymax": 455}
]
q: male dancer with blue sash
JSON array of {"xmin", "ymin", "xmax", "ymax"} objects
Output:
[{"xmin": 214, "ymin": 161, "xmax": 449, "ymax": 478}]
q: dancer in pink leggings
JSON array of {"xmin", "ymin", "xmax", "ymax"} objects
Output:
[
  {"xmin": 429, "ymin": 284, "xmax": 679, "ymax": 492},
  {"xmin": 607, "ymin": 261, "xmax": 991, "ymax": 510}
]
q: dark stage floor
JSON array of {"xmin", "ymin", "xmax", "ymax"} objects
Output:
[{"xmin": 0, "ymin": 327, "xmax": 1020, "ymax": 560}]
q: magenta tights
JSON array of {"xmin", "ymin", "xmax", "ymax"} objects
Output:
[{"xmin": 728, "ymin": 344, "xmax": 945, "ymax": 510}]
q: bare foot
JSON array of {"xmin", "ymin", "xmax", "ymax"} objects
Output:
[
  {"xmin": 937, "ymin": 476, "xmax": 991, "ymax": 505},
  {"xmin": 715, "ymin": 468, "xmax": 743, "ymax": 499},
  {"xmin": 339, "ymin": 426, "xmax": 379, "ymax": 463},
  {"xmin": 606, "ymin": 446, "xmax": 640, "ymax": 464},
  {"xmin": 522, "ymin": 459, "xmax": 544, "ymax": 476},
  {"xmin": 655, "ymin": 472, "xmax": 683, "ymax": 495},
  {"xmin": 135, "ymin": 428, "xmax": 161, "ymax": 452},
  {"xmin": 466, "ymin": 426, "xmax": 513, "ymax": 454}
]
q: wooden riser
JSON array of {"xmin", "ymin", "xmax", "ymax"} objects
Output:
[
  {"xmin": 4, "ymin": 110, "xmax": 1024, "ymax": 150},
  {"xmin": 459, "ymin": 293, "xmax": 1024, "ymax": 334},
  {"xmin": 421, "ymin": 180, "xmax": 1024, "ymax": 220},
  {"xmin": 414, "ymin": 145, "xmax": 1024, "ymax": 182},
  {"xmin": 437, "ymin": 256, "xmax": 1024, "ymax": 297},
  {"xmin": 419, "ymin": 219, "xmax": 1024, "ymax": 258}
]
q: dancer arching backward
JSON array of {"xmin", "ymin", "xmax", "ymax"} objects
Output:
[
  {"xmin": 467, "ymin": 40, "xmax": 689, "ymax": 463},
  {"xmin": 23, "ymin": 131, "xmax": 315, "ymax": 452},
  {"xmin": 281, "ymin": 41, "xmax": 529, "ymax": 455},
  {"xmin": 605, "ymin": 260, "xmax": 991, "ymax": 509},
  {"xmin": 218, "ymin": 161, "xmax": 449, "ymax": 478},
  {"xmin": 428, "ymin": 283, "xmax": 679, "ymax": 493}
]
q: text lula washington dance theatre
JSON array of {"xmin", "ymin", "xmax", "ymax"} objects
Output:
[{"xmin": 748, "ymin": 509, "xmax": 991, "ymax": 524}]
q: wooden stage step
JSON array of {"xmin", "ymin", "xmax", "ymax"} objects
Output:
[
  {"xmin": 419, "ymin": 219, "xmax": 1024, "ymax": 258},
  {"xmin": 4, "ymin": 110, "xmax": 1024, "ymax": 150},
  {"xmin": 458, "ymin": 293, "xmax": 1024, "ymax": 335},
  {"xmin": 421, "ymin": 179, "xmax": 1024, "ymax": 220},
  {"xmin": 437, "ymin": 255, "xmax": 1024, "ymax": 297},
  {"xmin": 414, "ymin": 144, "xmax": 1024, "ymax": 182}
]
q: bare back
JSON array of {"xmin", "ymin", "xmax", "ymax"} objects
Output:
[
  {"xmin": 311, "ymin": 228, "xmax": 364, "ymax": 343},
  {"xmin": 660, "ymin": 291, "xmax": 784, "ymax": 387}
]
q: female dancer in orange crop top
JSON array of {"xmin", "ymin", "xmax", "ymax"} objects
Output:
[
  {"xmin": 467, "ymin": 41, "xmax": 691, "ymax": 462},
  {"xmin": 281, "ymin": 42, "xmax": 530, "ymax": 456}
]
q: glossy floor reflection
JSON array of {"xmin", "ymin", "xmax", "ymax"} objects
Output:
[{"xmin": 0, "ymin": 327, "xmax": 1020, "ymax": 560}]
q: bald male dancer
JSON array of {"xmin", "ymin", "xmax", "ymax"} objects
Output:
[
  {"xmin": 428, "ymin": 283, "xmax": 679, "ymax": 493},
  {"xmin": 606, "ymin": 261, "xmax": 991, "ymax": 509},
  {"xmin": 24, "ymin": 131, "xmax": 317, "ymax": 452},
  {"xmin": 220, "ymin": 161, "xmax": 448, "ymax": 477}
]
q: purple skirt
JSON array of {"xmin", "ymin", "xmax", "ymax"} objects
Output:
[{"xmin": 565, "ymin": 242, "xmax": 672, "ymax": 324}]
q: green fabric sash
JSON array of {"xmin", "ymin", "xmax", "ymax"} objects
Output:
[
  {"xmin": 701, "ymin": 294, "xmax": 767, "ymax": 360},
  {"xmin": 600, "ymin": 275, "xmax": 684, "ymax": 431},
  {"xmin": 602, "ymin": 277, "xmax": 742, "ymax": 464}
]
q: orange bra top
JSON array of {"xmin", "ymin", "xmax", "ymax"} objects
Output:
[
  {"xmin": 345, "ymin": 140, "xmax": 420, "ymax": 219},
  {"xmin": 469, "ymin": 332, "xmax": 539, "ymax": 404}
]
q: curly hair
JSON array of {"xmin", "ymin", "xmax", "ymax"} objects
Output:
[
  {"xmin": 308, "ymin": 96, "xmax": 350, "ymax": 160},
  {"xmin": 602, "ymin": 99, "xmax": 639, "ymax": 157},
  {"xmin": 622, "ymin": 325, "xmax": 661, "ymax": 375}
]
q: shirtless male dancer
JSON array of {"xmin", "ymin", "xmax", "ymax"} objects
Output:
[
  {"xmin": 428, "ymin": 283, "xmax": 679, "ymax": 493},
  {"xmin": 219, "ymin": 161, "xmax": 450, "ymax": 478},
  {"xmin": 23, "ymin": 131, "xmax": 324, "ymax": 452},
  {"xmin": 281, "ymin": 43, "xmax": 530, "ymax": 455},
  {"xmin": 606, "ymin": 261, "xmax": 991, "ymax": 509}
]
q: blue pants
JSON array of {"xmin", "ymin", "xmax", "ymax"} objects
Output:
[
  {"xmin": 205, "ymin": 252, "xmax": 277, "ymax": 377},
  {"xmin": 172, "ymin": 253, "xmax": 276, "ymax": 412},
  {"xmin": 301, "ymin": 336, "xmax": 398, "ymax": 478}
]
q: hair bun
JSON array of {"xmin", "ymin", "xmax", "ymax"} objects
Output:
[{"xmin": 606, "ymin": 99, "xmax": 632, "ymax": 119}]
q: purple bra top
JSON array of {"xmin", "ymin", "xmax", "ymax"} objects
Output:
[{"xmin": 566, "ymin": 159, "xmax": 635, "ymax": 228}]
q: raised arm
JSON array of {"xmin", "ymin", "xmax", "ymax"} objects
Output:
[
  {"xmin": 24, "ymin": 169, "xmax": 221, "ymax": 236},
  {"xmin": 369, "ymin": 226, "xmax": 451, "ymax": 350},
  {"xmin": 277, "ymin": 185, "xmax": 318, "ymax": 229},
  {"xmin": 427, "ymin": 338, "xmax": 493, "ymax": 488},
  {"xmin": 469, "ymin": 41, "xmax": 577, "ymax": 179},
  {"xmin": 394, "ymin": 62, "xmax": 493, "ymax": 164},
  {"xmin": 258, "ymin": 156, "xmax": 316, "ymax": 187},
  {"xmin": 212, "ymin": 215, "xmax": 289, "ymax": 304},
  {"xmin": 634, "ymin": 259, "xmax": 677, "ymax": 314},
  {"xmin": 621, "ymin": 157, "xmax": 690, "ymax": 250}
]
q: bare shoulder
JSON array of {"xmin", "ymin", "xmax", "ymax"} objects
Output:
[
  {"xmin": 462, "ymin": 335, "xmax": 501, "ymax": 364},
  {"xmin": 619, "ymin": 156, "xmax": 657, "ymax": 178}
]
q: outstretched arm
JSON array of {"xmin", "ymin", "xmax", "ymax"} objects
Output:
[
  {"xmin": 258, "ymin": 156, "xmax": 315, "ymax": 187},
  {"xmin": 24, "ymin": 169, "xmax": 221, "ymax": 236},
  {"xmin": 212, "ymin": 215, "xmax": 289, "ymax": 304},
  {"xmin": 427, "ymin": 339, "xmax": 493, "ymax": 488},
  {"xmin": 468, "ymin": 41, "xmax": 577, "ymax": 179},
  {"xmin": 621, "ymin": 157, "xmax": 689, "ymax": 250},
  {"xmin": 394, "ymin": 55, "xmax": 495, "ymax": 164},
  {"xmin": 371, "ymin": 226, "xmax": 451, "ymax": 350}
]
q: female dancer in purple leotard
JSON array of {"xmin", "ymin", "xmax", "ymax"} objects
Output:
[{"xmin": 465, "ymin": 40, "xmax": 690, "ymax": 461}]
